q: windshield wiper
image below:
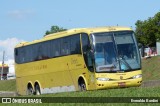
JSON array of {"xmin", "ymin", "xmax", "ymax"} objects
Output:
[{"xmin": 119, "ymin": 58, "xmax": 132, "ymax": 70}]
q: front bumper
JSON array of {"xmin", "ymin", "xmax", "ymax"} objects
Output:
[{"xmin": 96, "ymin": 78, "xmax": 142, "ymax": 89}]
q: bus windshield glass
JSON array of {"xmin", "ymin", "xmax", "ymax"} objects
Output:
[{"xmin": 91, "ymin": 31, "xmax": 141, "ymax": 73}]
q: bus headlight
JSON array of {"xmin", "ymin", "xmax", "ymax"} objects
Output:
[
  {"xmin": 96, "ymin": 78, "xmax": 110, "ymax": 81},
  {"xmin": 132, "ymin": 74, "xmax": 142, "ymax": 79}
]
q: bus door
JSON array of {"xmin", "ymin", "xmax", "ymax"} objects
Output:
[{"xmin": 81, "ymin": 33, "xmax": 96, "ymax": 90}]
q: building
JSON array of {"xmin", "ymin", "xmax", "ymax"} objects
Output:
[
  {"xmin": 156, "ymin": 42, "xmax": 160, "ymax": 55},
  {"xmin": 0, "ymin": 64, "xmax": 9, "ymax": 80}
]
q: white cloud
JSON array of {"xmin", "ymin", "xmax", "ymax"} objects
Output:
[
  {"xmin": 7, "ymin": 9, "xmax": 35, "ymax": 19},
  {"xmin": 0, "ymin": 38, "xmax": 24, "ymax": 62},
  {"xmin": 0, "ymin": 38, "xmax": 24, "ymax": 74}
]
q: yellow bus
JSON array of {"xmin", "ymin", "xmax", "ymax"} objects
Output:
[{"xmin": 14, "ymin": 26, "xmax": 142, "ymax": 95}]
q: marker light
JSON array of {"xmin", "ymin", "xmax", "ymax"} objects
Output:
[{"xmin": 96, "ymin": 77, "xmax": 110, "ymax": 81}]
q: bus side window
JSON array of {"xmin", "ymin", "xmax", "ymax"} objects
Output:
[
  {"xmin": 81, "ymin": 33, "xmax": 94, "ymax": 72},
  {"xmin": 15, "ymin": 48, "xmax": 18, "ymax": 56},
  {"xmin": 15, "ymin": 48, "xmax": 19, "ymax": 63},
  {"xmin": 54, "ymin": 39, "xmax": 61, "ymax": 57},
  {"xmin": 70, "ymin": 34, "xmax": 81, "ymax": 54},
  {"xmin": 61, "ymin": 37, "xmax": 71, "ymax": 56}
]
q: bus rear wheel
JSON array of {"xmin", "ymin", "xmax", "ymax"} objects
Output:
[
  {"xmin": 27, "ymin": 87, "xmax": 34, "ymax": 95},
  {"xmin": 35, "ymin": 84, "xmax": 41, "ymax": 95},
  {"xmin": 79, "ymin": 80, "xmax": 86, "ymax": 91}
]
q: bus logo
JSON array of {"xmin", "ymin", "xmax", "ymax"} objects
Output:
[{"xmin": 120, "ymin": 76, "xmax": 123, "ymax": 80}]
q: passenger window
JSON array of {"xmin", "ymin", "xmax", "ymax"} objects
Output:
[
  {"xmin": 61, "ymin": 37, "xmax": 71, "ymax": 56},
  {"xmin": 70, "ymin": 34, "xmax": 81, "ymax": 54}
]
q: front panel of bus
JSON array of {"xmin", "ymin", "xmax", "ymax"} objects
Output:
[{"xmin": 90, "ymin": 31, "xmax": 142, "ymax": 89}]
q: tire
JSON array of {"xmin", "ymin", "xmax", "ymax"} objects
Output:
[
  {"xmin": 35, "ymin": 85, "xmax": 41, "ymax": 95},
  {"xmin": 79, "ymin": 80, "xmax": 86, "ymax": 91},
  {"xmin": 27, "ymin": 87, "xmax": 34, "ymax": 95}
]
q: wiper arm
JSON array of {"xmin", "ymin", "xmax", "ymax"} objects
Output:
[{"xmin": 119, "ymin": 58, "xmax": 132, "ymax": 70}]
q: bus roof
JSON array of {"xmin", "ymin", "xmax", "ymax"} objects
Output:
[{"xmin": 15, "ymin": 26, "xmax": 132, "ymax": 48}]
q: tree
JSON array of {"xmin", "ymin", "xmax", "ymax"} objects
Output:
[
  {"xmin": 135, "ymin": 12, "xmax": 160, "ymax": 47},
  {"xmin": 45, "ymin": 25, "xmax": 67, "ymax": 36}
]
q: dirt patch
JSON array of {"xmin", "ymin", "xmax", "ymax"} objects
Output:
[{"xmin": 0, "ymin": 91, "xmax": 17, "ymax": 97}]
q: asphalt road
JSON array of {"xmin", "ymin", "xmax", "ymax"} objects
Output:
[{"xmin": 140, "ymin": 80, "xmax": 160, "ymax": 87}]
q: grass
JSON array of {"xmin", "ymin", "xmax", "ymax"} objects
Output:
[
  {"xmin": 0, "ymin": 79, "xmax": 16, "ymax": 91},
  {"xmin": 40, "ymin": 86, "xmax": 160, "ymax": 97},
  {"xmin": 0, "ymin": 103, "xmax": 160, "ymax": 106},
  {"xmin": 142, "ymin": 56, "xmax": 160, "ymax": 81},
  {"xmin": 9, "ymin": 86, "xmax": 158, "ymax": 106}
]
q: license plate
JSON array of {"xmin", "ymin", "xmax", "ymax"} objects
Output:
[{"xmin": 118, "ymin": 82, "xmax": 126, "ymax": 87}]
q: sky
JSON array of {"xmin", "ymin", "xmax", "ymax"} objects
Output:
[{"xmin": 0, "ymin": 0, "xmax": 160, "ymax": 74}]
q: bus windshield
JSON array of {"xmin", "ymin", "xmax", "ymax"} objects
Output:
[{"xmin": 92, "ymin": 31, "xmax": 141, "ymax": 73}]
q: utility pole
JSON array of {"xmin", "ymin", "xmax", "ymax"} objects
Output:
[{"xmin": 1, "ymin": 51, "xmax": 5, "ymax": 80}]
